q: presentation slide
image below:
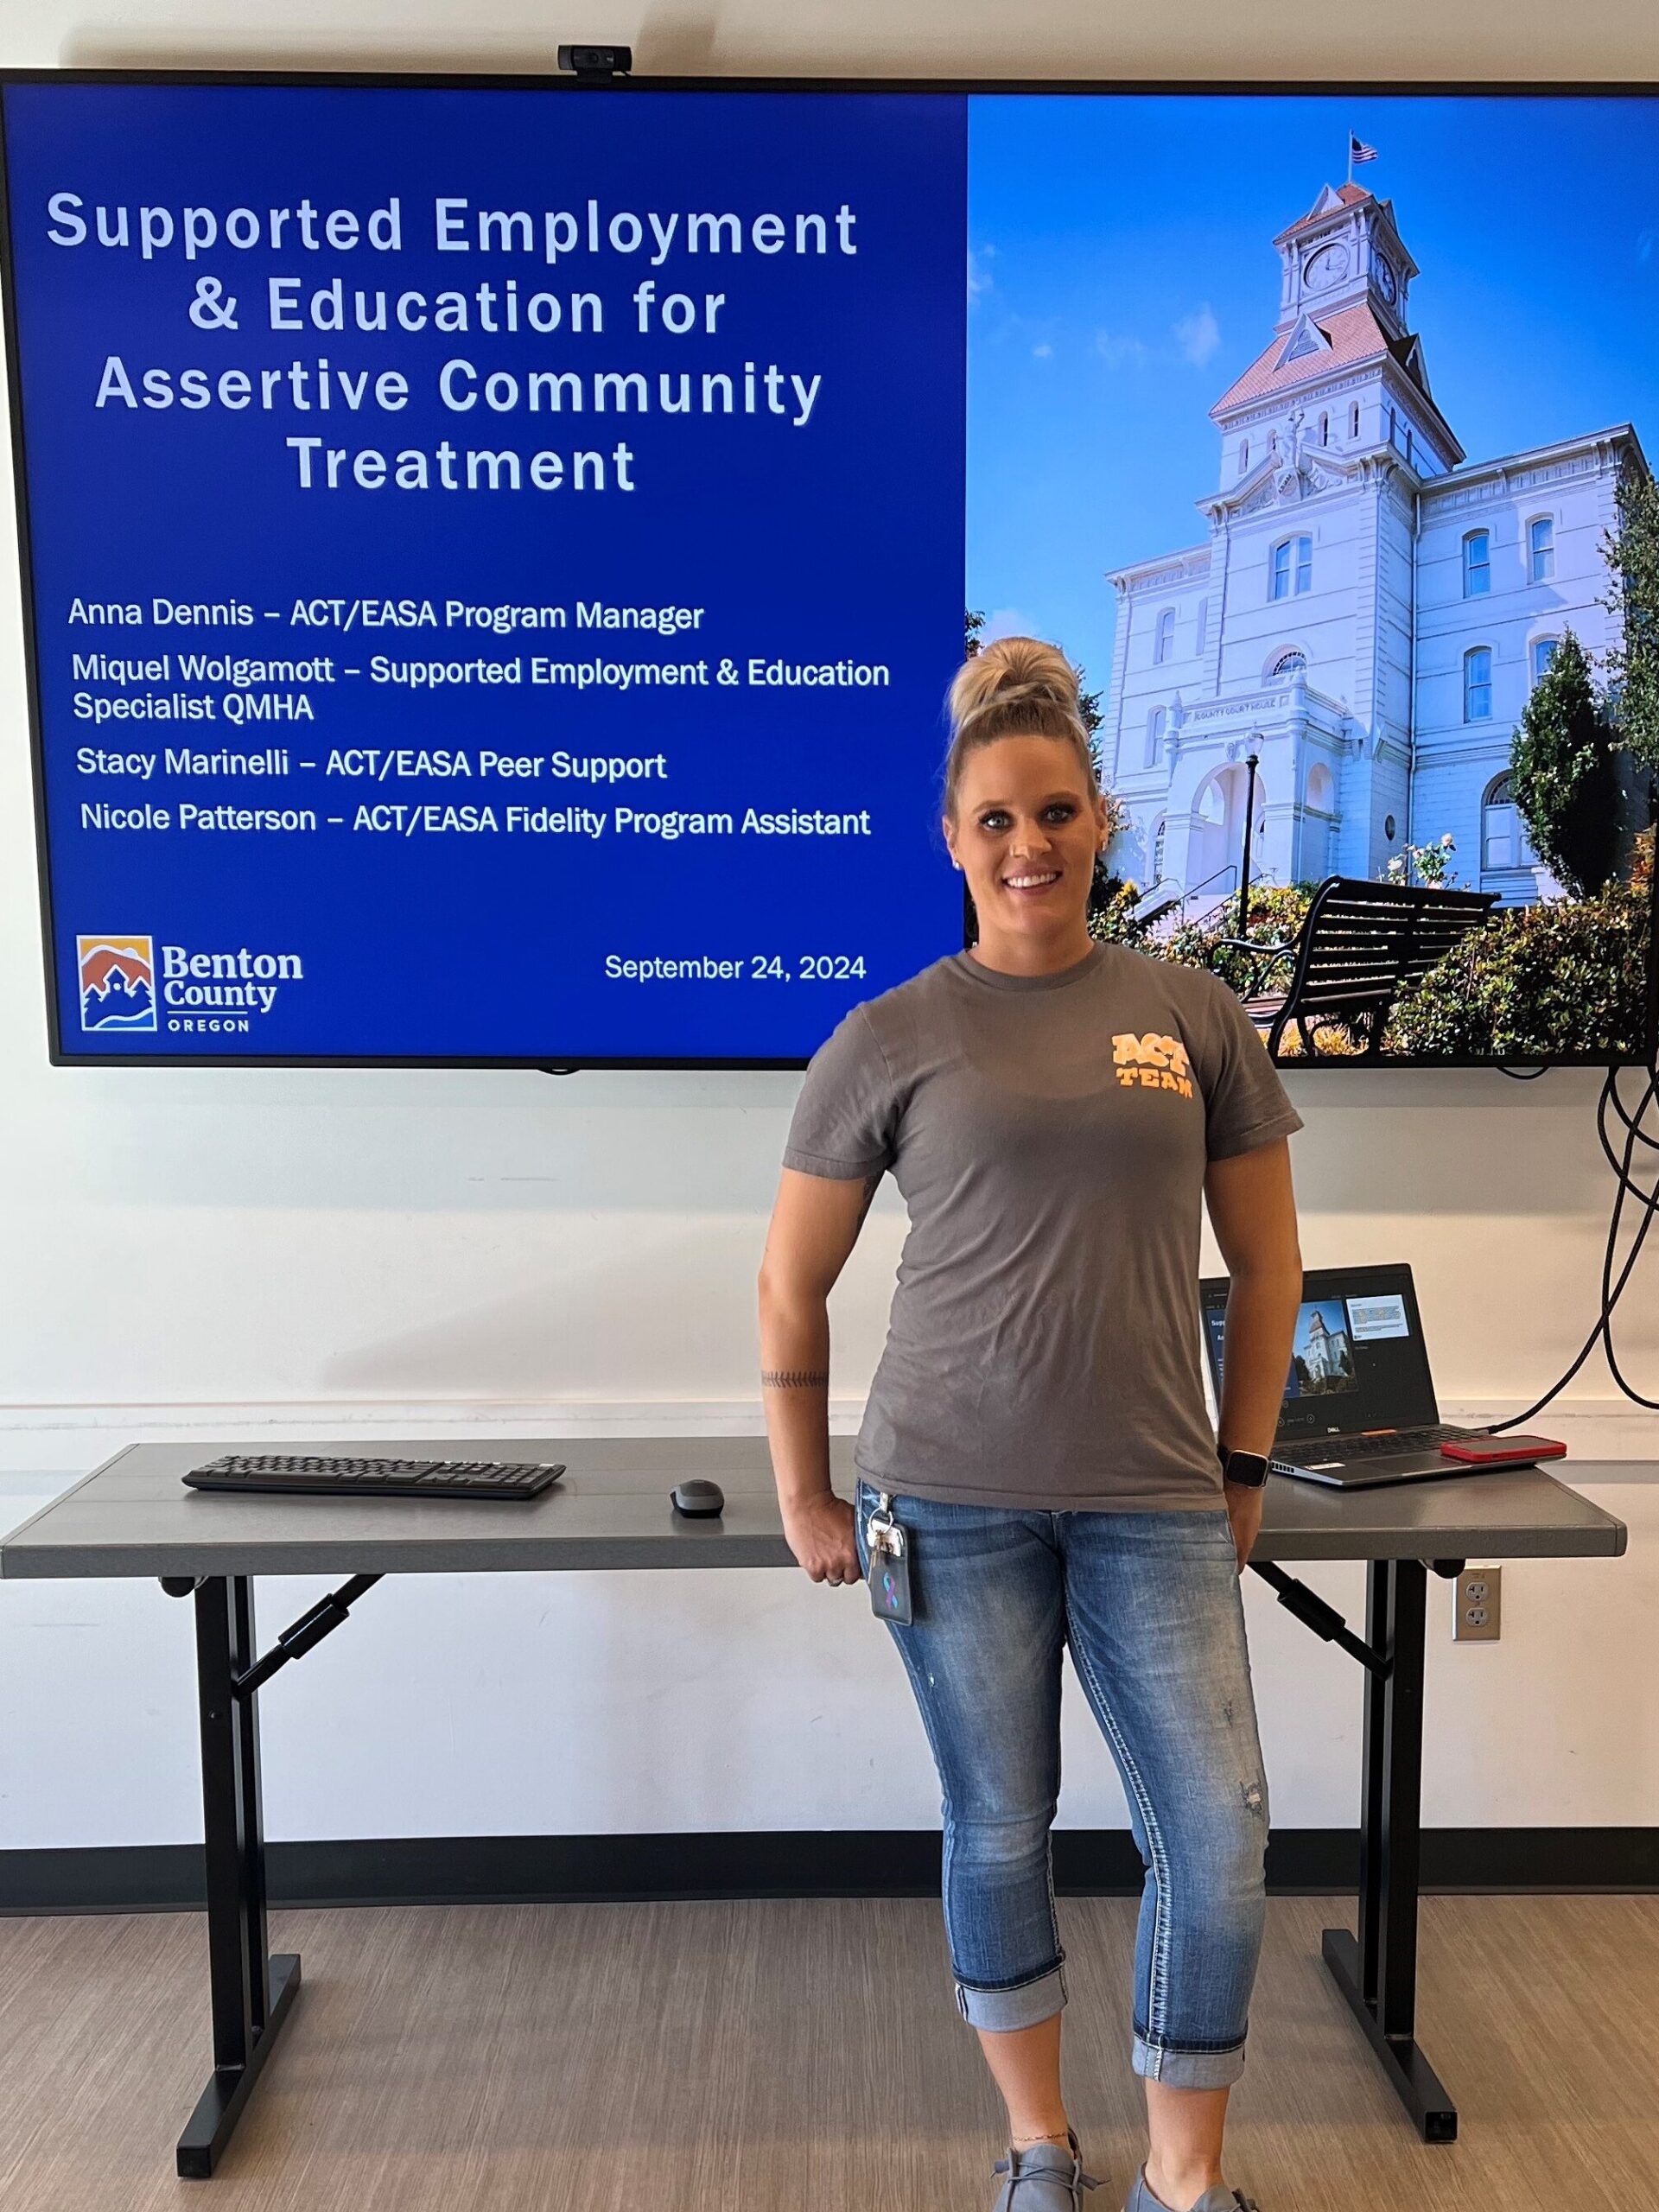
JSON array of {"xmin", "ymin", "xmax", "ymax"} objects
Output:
[
  {"xmin": 10, "ymin": 82, "xmax": 1657, "ymax": 1069},
  {"xmin": 3, "ymin": 83, "xmax": 968, "ymax": 1060}
]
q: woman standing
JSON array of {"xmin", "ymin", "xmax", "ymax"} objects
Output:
[{"xmin": 758, "ymin": 638, "xmax": 1303, "ymax": 2212}]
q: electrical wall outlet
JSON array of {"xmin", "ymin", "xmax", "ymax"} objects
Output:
[{"xmin": 1452, "ymin": 1565, "xmax": 1502, "ymax": 1642}]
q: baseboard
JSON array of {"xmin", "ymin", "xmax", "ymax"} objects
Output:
[{"xmin": 2, "ymin": 1827, "xmax": 1655, "ymax": 1916}]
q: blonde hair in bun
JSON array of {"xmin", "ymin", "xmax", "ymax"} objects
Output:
[{"xmin": 944, "ymin": 635, "xmax": 1099, "ymax": 815}]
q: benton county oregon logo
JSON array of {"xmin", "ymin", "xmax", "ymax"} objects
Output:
[
  {"xmin": 77, "ymin": 935, "xmax": 156, "ymax": 1032},
  {"xmin": 75, "ymin": 935, "xmax": 305, "ymax": 1035},
  {"xmin": 1113, "ymin": 1031, "xmax": 1194, "ymax": 1097}
]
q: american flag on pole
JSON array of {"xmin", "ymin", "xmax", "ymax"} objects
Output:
[{"xmin": 1350, "ymin": 132, "xmax": 1379, "ymax": 167}]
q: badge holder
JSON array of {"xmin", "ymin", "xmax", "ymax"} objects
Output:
[{"xmin": 864, "ymin": 1491, "xmax": 912, "ymax": 1625}]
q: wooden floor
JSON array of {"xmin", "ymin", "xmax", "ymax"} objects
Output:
[{"xmin": 1, "ymin": 1893, "xmax": 1656, "ymax": 2209}]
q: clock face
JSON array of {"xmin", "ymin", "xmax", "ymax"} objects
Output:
[
  {"xmin": 1375, "ymin": 255, "xmax": 1398, "ymax": 304},
  {"xmin": 1304, "ymin": 243, "xmax": 1349, "ymax": 292}
]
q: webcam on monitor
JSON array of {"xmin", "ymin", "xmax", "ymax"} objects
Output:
[{"xmin": 556, "ymin": 44, "xmax": 632, "ymax": 76}]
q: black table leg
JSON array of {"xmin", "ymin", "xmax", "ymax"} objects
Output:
[
  {"xmin": 1321, "ymin": 1557, "xmax": 1456, "ymax": 2142},
  {"xmin": 176, "ymin": 1576, "xmax": 301, "ymax": 2178}
]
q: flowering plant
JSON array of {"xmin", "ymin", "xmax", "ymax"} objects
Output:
[{"xmin": 1384, "ymin": 833, "xmax": 1457, "ymax": 887}]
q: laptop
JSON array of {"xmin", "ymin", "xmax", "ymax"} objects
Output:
[{"xmin": 1198, "ymin": 1261, "xmax": 1537, "ymax": 1489}]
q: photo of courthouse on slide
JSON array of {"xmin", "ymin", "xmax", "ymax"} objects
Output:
[
  {"xmin": 967, "ymin": 97, "xmax": 1659, "ymax": 1063},
  {"xmin": 1287, "ymin": 1300, "xmax": 1357, "ymax": 1400}
]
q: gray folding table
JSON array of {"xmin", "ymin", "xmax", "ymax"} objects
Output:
[{"xmin": 0, "ymin": 1437, "xmax": 1627, "ymax": 2176}]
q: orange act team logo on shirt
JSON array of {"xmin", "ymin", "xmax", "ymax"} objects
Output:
[{"xmin": 1112, "ymin": 1032, "xmax": 1194, "ymax": 1098}]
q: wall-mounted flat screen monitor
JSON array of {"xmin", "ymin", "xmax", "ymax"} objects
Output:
[{"xmin": 3, "ymin": 73, "xmax": 1655, "ymax": 1067}]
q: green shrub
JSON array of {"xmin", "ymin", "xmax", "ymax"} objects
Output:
[
  {"xmin": 1389, "ymin": 887, "xmax": 1652, "ymax": 1060},
  {"xmin": 1602, "ymin": 474, "xmax": 1659, "ymax": 774},
  {"xmin": 1509, "ymin": 631, "xmax": 1623, "ymax": 896}
]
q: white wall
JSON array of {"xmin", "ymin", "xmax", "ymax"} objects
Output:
[
  {"xmin": 6, "ymin": 0, "xmax": 1659, "ymax": 86},
  {"xmin": 3, "ymin": 0, "xmax": 1658, "ymax": 1852}
]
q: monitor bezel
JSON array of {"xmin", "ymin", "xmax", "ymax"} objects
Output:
[{"xmin": 4, "ymin": 67, "xmax": 1656, "ymax": 1072}]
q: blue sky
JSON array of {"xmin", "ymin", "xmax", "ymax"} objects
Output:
[{"xmin": 966, "ymin": 95, "xmax": 1659, "ymax": 700}]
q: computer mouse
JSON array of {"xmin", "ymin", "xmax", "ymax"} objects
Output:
[{"xmin": 671, "ymin": 1478, "xmax": 725, "ymax": 1517}]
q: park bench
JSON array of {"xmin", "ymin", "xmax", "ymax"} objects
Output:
[{"xmin": 1213, "ymin": 875, "xmax": 1499, "ymax": 1059}]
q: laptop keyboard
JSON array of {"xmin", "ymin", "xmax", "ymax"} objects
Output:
[{"xmin": 1274, "ymin": 1424, "xmax": 1467, "ymax": 1465}]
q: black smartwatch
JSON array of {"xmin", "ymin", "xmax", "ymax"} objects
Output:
[{"xmin": 1217, "ymin": 1446, "xmax": 1271, "ymax": 1490}]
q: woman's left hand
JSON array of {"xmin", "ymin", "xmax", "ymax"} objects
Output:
[{"xmin": 1224, "ymin": 1480, "xmax": 1265, "ymax": 1575}]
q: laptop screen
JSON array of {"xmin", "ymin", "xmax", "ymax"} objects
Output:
[{"xmin": 1198, "ymin": 1263, "xmax": 1440, "ymax": 1443}]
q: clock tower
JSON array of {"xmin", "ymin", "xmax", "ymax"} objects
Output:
[
  {"xmin": 1183, "ymin": 178, "xmax": 1464, "ymax": 887},
  {"xmin": 1274, "ymin": 181, "xmax": 1415, "ymax": 341},
  {"xmin": 1104, "ymin": 170, "xmax": 1640, "ymax": 927},
  {"xmin": 1206, "ymin": 178, "xmax": 1464, "ymax": 491}
]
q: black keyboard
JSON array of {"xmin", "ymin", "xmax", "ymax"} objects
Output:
[
  {"xmin": 183, "ymin": 1453, "xmax": 566, "ymax": 1501},
  {"xmin": 1275, "ymin": 1424, "xmax": 1468, "ymax": 1466}
]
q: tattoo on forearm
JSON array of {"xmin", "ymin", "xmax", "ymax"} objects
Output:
[{"xmin": 762, "ymin": 1369, "xmax": 830, "ymax": 1389}]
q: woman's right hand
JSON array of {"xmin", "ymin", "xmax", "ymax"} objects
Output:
[{"xmin": 782, "ymin": 1491, "xmax": 861, "ymax": 1587}]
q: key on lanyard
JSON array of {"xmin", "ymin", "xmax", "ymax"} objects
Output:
[{"xmin": 866, "ymin": 1490, "xmax": 905, "ymax": 1558}]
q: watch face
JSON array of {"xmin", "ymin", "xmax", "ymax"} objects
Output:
[
  {"xmin": 1304, "ymin": 243, "xmax": 1349, "ymax": 292},
  {"xmin": 1221, "ymin": 1450, "xmax": 1272, "ymax": 1488},
  {"xmin": 1375, "ymin": 254, "xmax": 1398, "ymax": 303}
]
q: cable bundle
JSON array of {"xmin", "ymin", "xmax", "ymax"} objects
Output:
[{"xmin": 1492, "ymin": 1062, "xmax": 1659, "ymax": 1428}]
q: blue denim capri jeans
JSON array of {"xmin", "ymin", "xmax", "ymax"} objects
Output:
[{"xmin": 855, "ymin": 1480, "xmax": 1269, "ymax": 2091}]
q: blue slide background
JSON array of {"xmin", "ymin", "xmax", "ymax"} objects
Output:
[{"xmin": 3, "ymin": 83, "xmax": 968, "ymax": 1059}]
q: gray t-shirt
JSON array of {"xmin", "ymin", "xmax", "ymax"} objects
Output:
[{"xmin": 783, "ymin": 943, "xmax": 1302, "ymax": 1512}]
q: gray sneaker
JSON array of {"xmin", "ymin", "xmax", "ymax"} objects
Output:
[
  {"xmin": 992, "ymin": 2132, "xmax": 1100, "ymax": 2209},
  {"xmin": 1122, "ymin": 2171, "xmax": 1258, "ymax": 2212}
]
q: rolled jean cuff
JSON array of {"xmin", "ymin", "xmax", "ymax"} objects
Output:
[
  {"xmin": 955, "ymin": 1961, "xmax": 1067, "ymax": 2032},
  {"xmin": 1132, "ymin": 2032, "xmax": 1248, "ymax": 2090}
]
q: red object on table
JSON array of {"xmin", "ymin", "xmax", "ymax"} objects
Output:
[{"xmin": 1440, "ymin": 1433, "xmax": 1567, "ymax": 1463}]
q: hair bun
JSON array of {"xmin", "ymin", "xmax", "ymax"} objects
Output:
[
  {"xmin": 942, "ymin": 633, "xmax": 1099, "ymax": 812},
  {"xmin": 949, "ymin": 635, "xmax": 1082, "ymax": 734}
]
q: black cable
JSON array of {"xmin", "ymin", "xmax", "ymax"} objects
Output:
[
  {"xmin": 1489, "ymin": 1058, "xmax": 1659, "ymax": 1428},
  {"xmin": 1605, "ymin": 1069, "xmax": 1659, "ymax": 1152},
  {"xmin": 1521, "ymin": 1066, "xmax": 1659, "ymax": 1414},
  {"xmin": 1593, "ymin": 1064, "xmax": 1659, "ymax": 1408}
]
